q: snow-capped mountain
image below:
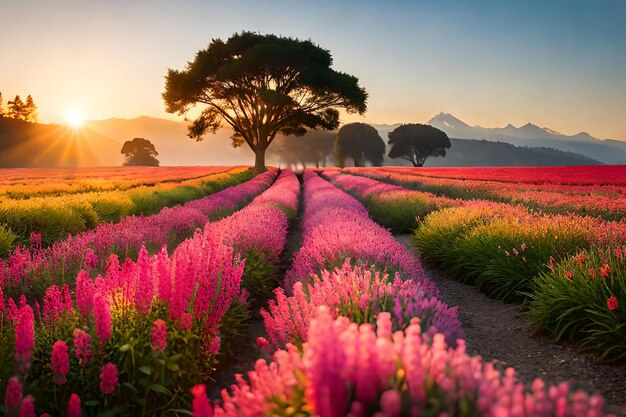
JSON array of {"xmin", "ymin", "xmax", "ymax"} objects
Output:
[{"xmin": 426, "ymin": 112, "xmax": 626, "ymax": 164}]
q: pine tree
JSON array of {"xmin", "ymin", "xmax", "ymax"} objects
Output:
[
  {"xmin": 7, "ymin": 95, "xmax": 25, "ymax": 120},
  {"xmin": 24, "ymin": 95, "xmax": 38, "ymax": 123}
]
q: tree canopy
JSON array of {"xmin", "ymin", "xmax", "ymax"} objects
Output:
[
  {"xmin": 387, "ymin": 123, "xmax": 451, "ymax": 167},
  {"xmin": 162, "ymin": 31, "xmax": 368, "ymax": 172},
  {"xmin": 121, "ymin": 138, "xmax": 160, "ymax": 166},
  {"xmin": 334, "ymin": 122, "xmax": 385, "ymax": 167},
  {"xmin": 268, "ymin": 130, "xmax": 336, "ymax": 169},
  {"xmin": 2, "ymin": 94, "xmax": 38, "ymax": 122}
]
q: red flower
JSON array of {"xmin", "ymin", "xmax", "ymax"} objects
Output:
[
  {"xmin": 565, "ymin": 270, "xmax": 573, "ymax": 281},
  {"xmin": 99, "ymin": 363, "xmax": 118, "ymax": 395},
  {"xmin": 607, "ymin": 296, "xmax": 619, "ymax": 311},
  {"xmin": 51, "ymin": 340, "xmax": 70, "ymax": 384},
  {"xmin": 191, "ymin": 384, "xmax": 213, "ymax": 417},
  {"xmin": 600, "ymin": 264, "xmax": 611, "ymax": 279}
]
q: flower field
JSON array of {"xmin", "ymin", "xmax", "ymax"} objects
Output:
[
  {"xmin": 1, "ymin": 166, "xmax": 626, "ymax": 416},
  {"xmin": 0, "ymin": 166, "xmax": 253, "ymax": 253}
]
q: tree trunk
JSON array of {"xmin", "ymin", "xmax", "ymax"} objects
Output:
[{"xmin": 254, "ymin": 147, "xmax": 267, "ymax": 173}]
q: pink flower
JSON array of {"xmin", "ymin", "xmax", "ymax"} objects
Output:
[
  {"xmin": 93, "ymin": 294, "xmax": 112, "ymax": 346},
  {"xmin": 73, "ymin": 329, "xmax": 92, "ymax": 366},
  {"xmin": 18, "ymin": 395, "xmax": 35, "ymax": 417},
  {"xmin": 75, "ymin": 270, "xmax": 95, "ymax": 317},
  {"xmin": 589, "ymin": 268, "xmax": 597, "ymax": 278},
  {"xmin": 520, "ymin": 243, "xmax": 526, "ymax": 251},
  {"xmin": 84, "ymin": 248, "xmax": 99, "ymax": 270},
  {"xmin": 68, "ymin": 393, "xmax": 81, "ymax": 417},
  {"xmin": 565, "ymin": 270, "xmax": 573, "ymax": 281},
  {"xmin": 256, "ymin": 336, "xmax": 270, "ymax": 350},
  {"xmin": 4, "ymin": 376, "xmax": 23, "ymax": 413},
  {"xmin": 15, "ymin": 304, "xmax": 34, "ymax": 374},
  {"xmin": 207, "ymin": 336, "xmax": 220, "ymax": 355},
  {"xmin": 51, "ymin": 340, "xmax": 70, "ymax": 384},
  {"xmin": 151, "ymin": 319, "xmax": 167, "ymax": 353},
  {"xmin": 191, "ymin": 384, "xmax": 213, "ymax": 417},
  {"xmin": 99, "ymin": 363, "xmax": 118, "ymax": 395},
  {"xmin": 607, "ymin": 296, "xmax": 619, "ymax": 311}
]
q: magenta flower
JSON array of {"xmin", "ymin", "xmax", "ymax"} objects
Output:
[
  {"xmin": 67, "ymin": 393, "xmax": 81, "ymax": 417},
  {"xmin": 207, "ymin": 336, "xmax": 220, "ymax": 355},
  {"xmin": 51, "ymin": 340, "xmax": 70, "ymax": 384},
  {"xmin": 99, "ymin": 363, "xmax": 118, "ymax": 395},
  {"xmin": 607, "ymin": 296, "xmax": 619, "ymax": 311},
  {"xmin": 151, "ymin": 319, "xmax": 167, "ymax": 353},
  {"xmin": 14, "ymin": 304, "xmax": 35, "ymax": 374},
  {"xmin": 18, "ymin": 395, "xmax": 35, "ymax": 417},
  {"xmin": 84, "ymin": 248, "xmax": 99, "ymax": 270},
  {"xmin": 72, "ymin": 328, "xmax": 93, "ymax": 366},
  {"xmin": 4, "ymin": 376, "xmax": 23, "ymax": 414},
  {"xmin": 93, "ymin": 293, "xmax": 112, "ymax": 345}
]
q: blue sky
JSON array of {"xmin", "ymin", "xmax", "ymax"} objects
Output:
[{"xmin": 1, "ymin": 0, "xmax": 625, "ymax": 139}]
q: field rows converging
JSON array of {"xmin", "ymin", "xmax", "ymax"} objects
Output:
[
  {"xmin": 0, "ymin": 166, "xmax": 252, "ymax": 252},
  {"xmin": 1, "ymin": 167, "xmax": 625, "ymax": 416},
  {"xmin": 346, "ymin": 166, "xmax": 626, "ymax": 220},
  {"xmin": 321, "ymin": 168, "xmax": 626, "ymax": 363}
]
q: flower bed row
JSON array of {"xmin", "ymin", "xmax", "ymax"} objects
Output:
[
  {"xmin": 0, "ymin": 169, "xmax": 299, "ymax": 416},
  {"xmin": 0, "ymin": 167, "xmax": 250, "ymax": 251},
  {"xmin": 323, "ymin": 170, "xmax": 626, "ymax": 362},
  {"xmin": 347, "ymin": 167, "xmax": 626, "ymax": 221},
  {"xmin": 320, "ymin": 169, "xmax": 460, "ymax": 232},
  {"xmin": 0, "ymin": 170, "xmax": 277, "ymax": 302},
  {"xmin": 191, "ymin": 171, "xmax": 622, "ymax": 417}
]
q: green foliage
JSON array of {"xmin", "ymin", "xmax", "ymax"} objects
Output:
[
  {"xmin": 238, "ymin": 247, "xmax": 280, "ymax": 301},
  {"xmin": 0, "ymin": 223, "xmax": 17, "ymax": 257},
  {"xmin": 163, "ymin": 31, "xmax": 367, "ymax": 171},
  {"xmin": 363, "ymin": 193, "xmax": 444, "ymax": 234},
  {"xmin": 216, "ymin": 300, "xmax": 251, "ymax": 364},
  {"xmin": 333, "ymin": 123, "xmax": 385, "ymax": 167},
  {"xmin": 528, "ymin": 246, "xmax": 626, "ymax": 361}
]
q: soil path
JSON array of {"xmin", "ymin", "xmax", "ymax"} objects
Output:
[{"xmin": 395, "ymin": 234, "xmax": 626, "ymax": 413}]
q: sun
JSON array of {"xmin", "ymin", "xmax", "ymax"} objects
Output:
[{"xmin": 66, "ymin": 107, "xmax": 85, "ymax": 128}]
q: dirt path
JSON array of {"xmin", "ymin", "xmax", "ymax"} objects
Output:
[{"xmin": 396, "ymin": 234, "xmax": 626, "ymax": 413}]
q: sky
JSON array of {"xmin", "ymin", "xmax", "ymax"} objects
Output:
[{"xmin": 1, "ymin": 0, "xmax": 625, "ymax": 140}]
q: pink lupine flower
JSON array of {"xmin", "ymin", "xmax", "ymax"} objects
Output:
[
  {"xmin": 15, "ymin": 304, "xmax": 35, "ymax": 374},
  {"xmin": 18, "ymin": 395, "xmax": 35, "ymax": 417},
  {"xmin": 191, "ymin": 384, "xmax": 213, "ymax": 417},
  {"xmin": 84, "ymin": 248, "xmax": 99, "ymax": 270},
  {"xmin": 73, "ymin": 329, "xmax": 92, "ymax": 366},
  {"xmin": 4, "ymin": 376, "xmax": 23, "ymax": 413},
  {"xmin": 75, "ymin": 270, "xmax": 95, "ymax": 317},
  {"xmin": 67, "ymin": 393, "xmax": 81, "ymax": 417},
  {"xmin": 607, "ymin": 296, "xmax": 619, "ymax": 311},
  {"xmin": 99, "ymin": 363, "xmax": 118, "ymax": 395},
  {"xmin": 207, "ymin": 336, "xmax": 220, "ymax": 355},
  {"xmin": 151, "ymin": 319, "xmax": 167, "ymax": 353},
  {"xmin": 134, "ymin": 246, "xmax": 154, "ymax": 314},
  {"xmin": 93, "ymin": 294, "xmax": 112, "ymax": 345},
  {"xmin": 51, "ymin": 340, "xmax": 70, "ymax": 384}
]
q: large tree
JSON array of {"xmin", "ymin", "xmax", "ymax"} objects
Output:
[
  {"xmin": 387, "ymin": 123, "xmax": 451, "ymax": 167},
  {"xmin": 334, "ymin": 122, "xmax": 385, "ymax": 167},
  {"xmin": 121, "ymin": 137, "xmax": 160, "ymax": 166},
  {"xmin": 162, "ymin": 32, "xmax": 368, "ymax": 172},
  {"xmin": 268, "ymin": 130, "xmax": 336, "ymax": 169}
]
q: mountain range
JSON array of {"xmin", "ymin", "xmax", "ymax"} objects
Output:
[
  {"xmin": 425, "ymin": 112, "xmax": 626, "ymax": 164},
  {"xmin": 1, "ymin": 113, "xmax": 622, "ymax": 167}
]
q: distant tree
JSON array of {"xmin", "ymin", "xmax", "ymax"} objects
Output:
[
  {"xmin": 7, "ymin": 95, "xmax": 25, "ymax": 120},
  {"xmin": 387, "ymin": 123, "xmax": 451, "ymax": 167},
  {"xmin": 162, "ymin": 31, "xmax": 368, "ymax": 173},
  {"xmin": 334, "ymin": 122, "xmax": 385, "ymax": 167},
  {"xmin": 23, "ymin": 95, "xmax": 38, "ymax": 123},
  {"xmin": 121, "ymin": 138, "xmax": 160, "ymax": 166},
  {"xmin": 0, "ymin": 92, "xmax": 4, "ymax": 117},
  {"xmin": 268, "ymin": 130, "xmax": 336, "ymax": 169}
]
